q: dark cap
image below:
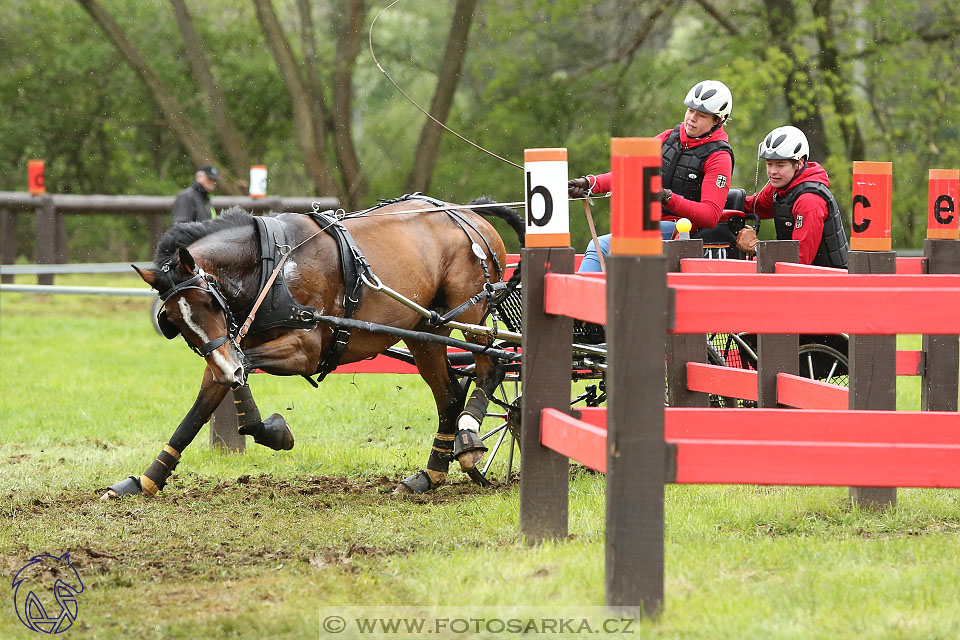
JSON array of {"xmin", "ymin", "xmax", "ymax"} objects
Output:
[{"xmin": 199, "ymin": 165, "xmax": 220, "ymax": 181}]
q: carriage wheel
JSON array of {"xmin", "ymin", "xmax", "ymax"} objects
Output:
[
  {"xmin": 706, "ymin": 332, "xmax": 758, "ymax": 408},
  {"xmin": 798, "ymin": 343, "xmax": 849, "ymax": 386}
]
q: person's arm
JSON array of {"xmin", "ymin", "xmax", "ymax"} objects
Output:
[
  {"xmin": 745, "ymin": 183, "xmax": 776, "ymax": 220},
  {"xmin": 663, "ymin": 151, "xmax": 732, "ymax": 229},
  {"xmin": 791, "ymin": 193, "xmax": 828, "ymax": 265},
  {"xmin": 576, "ymin": 130, "xmax": 674, "ymax": 195}
]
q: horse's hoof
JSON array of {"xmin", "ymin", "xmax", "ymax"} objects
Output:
[
  {"xmin": 395, "ymin": 469, "xmax": 445, "ymax": 494},
  {"xmin": 454, "ymin": 429, "xmax": 487, "ymax": 471},
  {"xmin": 243, "ymin": 413, "xmax": 295, "ymax": 451},
  {"xmin": 101, "ymin": 476, "xmax": 143, "ymax": 499}
]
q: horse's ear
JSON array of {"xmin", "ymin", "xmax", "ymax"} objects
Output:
[
  {"xmin": 133, "ymin": 264, "xmax": 156, "ymax": 287},
  {"xmin": 177, "ymin": 246, "xmax": 196, "ymax": 273}
]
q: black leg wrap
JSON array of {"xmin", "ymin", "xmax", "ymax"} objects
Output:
[
  {"xmin": 426, "ymin": 433, "xmax": 455, "ymax": 473},
  {"xmin": 454, "ymin": 429, "xmax": 487, "ymax": 457},
  {"xmin": 399, "ymin": 470, "xmax": 434, "ymax": 494},
  {"xmin": 142, "ymin": 458, "xmax": 174, "ymax": 493},
  {"xmin": 106, "ymin": 476, "xmax": 142, "ymax": 497},
  {"xmin": 243, "ymin": 413, "xmax": 294, "ymax": 451},
  {"xmin": 460, "ymin": 388, "xmax": 489, "ymax": 424},
  {"xmin": 232, "ymin": 385, "xmax": 262, "ymax": 430}
]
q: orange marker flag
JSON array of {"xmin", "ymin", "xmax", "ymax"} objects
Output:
[
  {"xmin": 610, "ymin": 138, "xmax": 662, "ymax": 256},
  {"xmin": 927, "ymin": 169, "xmax": 959, "ymax": 240},
  {"xmin": 851, "ymin": 161, "xmax": 892, "ymax": 251}
]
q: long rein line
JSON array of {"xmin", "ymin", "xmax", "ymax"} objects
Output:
[{"xmin": 368, "ymin": 0, "xmax": 523, "ymax": 171}]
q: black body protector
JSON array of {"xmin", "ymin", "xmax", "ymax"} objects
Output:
[
  {"xmin": 660, "ymin": 124, "xmax": 735, "ymax": 201},
  {"xmin": 773, "ymin": 180, "xmax": 849, "ymax": 269}
]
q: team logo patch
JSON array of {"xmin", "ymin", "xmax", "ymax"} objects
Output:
[
  {"xmin": 796, "ymin": 215, "xmax": 803, "ymax": 229},
  {"xmin": 716, "ymin": 175, "xmax": 727, "ymax": 188}
]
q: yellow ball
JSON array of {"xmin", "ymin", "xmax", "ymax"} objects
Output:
[{"xmin": 676, "ymin": 218, "xmax": 692, "ymax": 233}]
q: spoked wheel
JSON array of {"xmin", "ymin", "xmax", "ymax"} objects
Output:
[
  {"xmin": 451, "ymin": 350, "xmax": 522, "ymax": 485},
  {"xmin": 706, "ymin": 332, "xmax": 758, "ymax": 408},
  {"xmin": 798, "ymin": 342, "xmax": 849, "ymax": 386}
]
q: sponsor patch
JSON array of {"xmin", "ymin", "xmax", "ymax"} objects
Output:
[
  {"xmin": 716, "ymin": 175, "xmax": 728, "ymax": 188},
  {"xmin": 796, "ymin": 215, "xmax": 803, "ymax": 229}
]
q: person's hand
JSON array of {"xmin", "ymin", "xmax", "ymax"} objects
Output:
[
  {"xmin": 736, "ymin": 226, "xmax": 759, "ymax": 254},
  {"xmin": 659, "ymin": 188, "xmax": 674, "ymax": 206},
  {"xmin": 568, "ymin": 177, "xmax": 591, "ymax": 199}
]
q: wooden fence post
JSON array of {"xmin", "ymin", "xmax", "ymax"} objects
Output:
[
  {"xmin": 209, "ymin": 392, "xmax": 246, "ymax": 452},
  {"xmin": 848, "ymin": 250, "xmax": 897, "ymax": 508},
  {"xmin": 1, "ymin": 208, "xmax": 16, "ymax": 284},
  {"xmin": 34, "ymin": 196, "xmax": 56, "ymax": 286},
  {"xmin": 756, "ymin": 241, "xmax": 799, "ymax": 407},
  {"xmin": 921, "ymin": 239, "xmax": 960, "ymax": 412},
  {"xmin": 664, "ymin": 239, "xmax": 707, "ymax": 407},
  {"xmin": 606, "ymin": 252, "xmax": 667, "ymax": 615},
  {"xmin": 519, "ymin": 247, "xmax": 573, "ymax": 542},
  {"xmin": 605, "ymin": 137, "xmax": 665, "ymax": 615}
]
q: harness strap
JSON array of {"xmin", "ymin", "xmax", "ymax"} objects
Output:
[{"xmin": 308, "ymin": 212, "xmax": 371, "ymax": 383}]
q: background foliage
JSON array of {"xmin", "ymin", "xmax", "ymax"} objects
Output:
[{"xmin": 2, "ymin": 0, "xmax": 959, "ymax": 261}]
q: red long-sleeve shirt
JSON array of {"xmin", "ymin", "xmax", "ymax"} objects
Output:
[
  {"xmin": 745, "ymin": 162, "xmax": 831, "ymax": 265},
  {"xmin": 588, "ymin": 126, "xmax": 733, "ymax": 231}
]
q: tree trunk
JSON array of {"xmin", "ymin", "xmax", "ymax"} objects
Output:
[
  {"xmin": 253, "ymin": 0, "xmax": 340, "ymax": 199},
  {"xmin": 813, "ymin": 0, "xmax": 866, "ymax": 161},
  {"xmin": 169, "ymin": 0, "xmax": 251, "ymax": 181},
  {"xmin": 764, "ymin": 0, "xmax": 830, "ymax": 161},
  {"xmin": 330, "ymin": 0, "xmax": 368, "ymax": 207},
  {"xmin": 76, "ymin": 0, "xmax": 242, "ymax": 194},
  {"xmin": 405, "ymin": 0, "xmax": 479, "ymax": 194},
  {"xmin": 295, "ymin": 0, "xmax": 333, "ymax": 167}
]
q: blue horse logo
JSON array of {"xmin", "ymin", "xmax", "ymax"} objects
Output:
[{"xmin": 12, "ymin": 552, "xmax": 84, "ymax": 634}]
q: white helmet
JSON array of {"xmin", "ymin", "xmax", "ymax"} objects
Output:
[
  {"xmin": 683, "ymin": 80, "xmax": 733, "ymax": 122},
  {"xmin": 759, "ymin": 125, "xmax": 809, "ymax": 161}
]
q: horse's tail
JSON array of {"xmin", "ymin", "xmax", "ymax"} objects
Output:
[
  {"xmin": 467, "ymin": 196, "xmax": 523, "ymax": 289},
  {"xmin": 467, "ymin": 197, "xmax": 525, "ymax": 248}
]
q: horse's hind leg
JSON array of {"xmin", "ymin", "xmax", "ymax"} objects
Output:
[
  {"xmin": 454, "ymin": 351, "xmax": 505, "ymax": 480},
  {"xmin": 395, "ymin": 340, "xmax": 467, "ymax": 494}
]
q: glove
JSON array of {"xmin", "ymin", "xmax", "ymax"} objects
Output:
[
  {"xmin": 659, "ymin": 188, "xmax": 674, "ymax": 207},
  {"xmin": 568, "ymin": 177, "xmax": 591, "ymax": 199},
  {"xmin": 736, "ymin": 227, "xmax": 759, "ymax": 254}
]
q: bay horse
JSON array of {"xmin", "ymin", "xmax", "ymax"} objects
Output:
[{"xmin": 102, "ymin": 196, "xmax": 523, "ymax": 499}]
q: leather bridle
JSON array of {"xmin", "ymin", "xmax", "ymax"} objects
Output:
[{"xmin": 156, "ymin": 266, "xmax": 240, "ymax": 358}]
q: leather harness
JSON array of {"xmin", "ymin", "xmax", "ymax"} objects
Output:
[{"xmin": 160, "ymin": 195, "xmax": 496, "ymax": 384}]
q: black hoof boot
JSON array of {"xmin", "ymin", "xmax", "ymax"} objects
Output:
[
  {"xmin": 239, "ymin": 413, "xmax": 295, "ymax": 451},
  {"xmin": 396, "ymin": 469, "xmax": 445, "ymax": 494}
]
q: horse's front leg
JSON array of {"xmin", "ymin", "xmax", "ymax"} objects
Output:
[
  {"xmin": 224, "ymin": 332, "xmax": 324, "ymax": 452},
  {"xmin": 101, "ymin": 366, "xmax": 228, "ymax": 499}
]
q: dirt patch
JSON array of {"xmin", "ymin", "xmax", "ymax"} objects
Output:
[{"xmin": 165, "ymin": 471, "xmax": 513, "ymax": 505}]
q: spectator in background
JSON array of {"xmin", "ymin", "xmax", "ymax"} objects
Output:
[{"xmin": 172, "ymin": 165, "xmax": 219, "ymax": 225}]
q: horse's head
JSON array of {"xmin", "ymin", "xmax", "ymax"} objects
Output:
[{"xmin": 136, "ymin": 247, "xmax": 246, "ymax": 388}]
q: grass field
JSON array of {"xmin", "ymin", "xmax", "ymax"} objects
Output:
[{"xmin": 2, "ymin": 273, "xmax": 960, "ymax": 639}]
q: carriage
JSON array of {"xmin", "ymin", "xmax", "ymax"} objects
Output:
[{"xmin": 114, "ymin": 193, "xmax": 849, "ymax": 497}]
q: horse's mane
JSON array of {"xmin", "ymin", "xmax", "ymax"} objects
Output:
[{"xmin": 154, "ymin": 207, "xmax": 256, "ymax": 266}]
